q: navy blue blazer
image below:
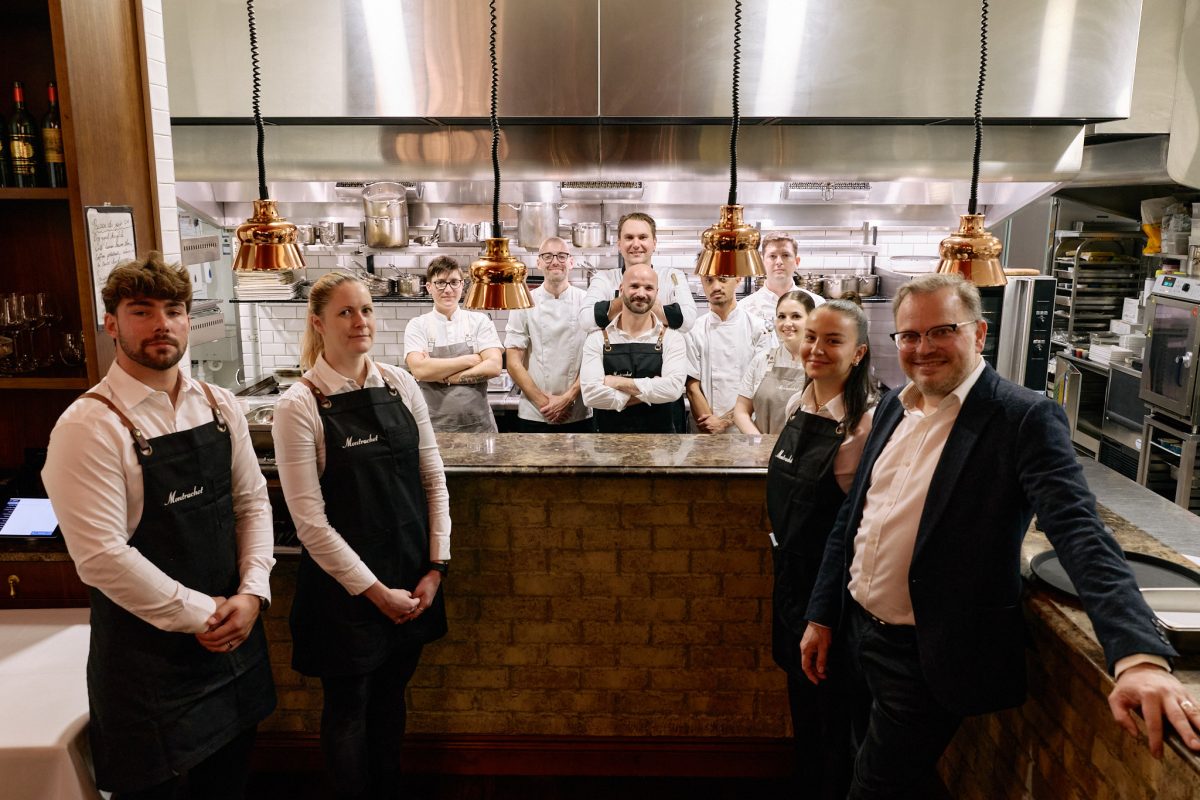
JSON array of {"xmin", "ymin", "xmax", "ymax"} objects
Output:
[{"xmin": 806, "ymin": 364, "xmax": 1175, "ymax": 717}]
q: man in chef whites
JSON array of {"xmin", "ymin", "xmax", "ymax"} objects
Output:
[
  {"xmin": 405, "ymin": 256, "xmax": 503, "ymax": 433},
  {"xmin": 740, "ymin": 231, "xmax": 824, "ymax": 345},
  {"xmin": 579, "ymin": 211, "xmax": 698, "ymax": 335},
  {"xmin": 42, "ymin": 253, "xmax": 276, "ymax": 799},
  {"xmin": 685, "ymin": 273, "xmax": 770, "ymax": 433},
  {"xmin": 505, "ymin": 237, "xmax": 593, "ymax": 432},
  {"xmin": 580, "ymin": 265, "xmax": 688, "ymax": 433}
]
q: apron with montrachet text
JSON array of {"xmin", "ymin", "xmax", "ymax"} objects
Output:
[
  {"xmin": 289, "ymin": 373, "xmax": 447, "ymax": 678},
  {"xmin": 81, "ymin": 385, "xmax": 275, "ymax": 793},
  {"xmin": 764, "ymin": 408, "xmax": 846, "ymax": 678},
  {"xmin": 593, "ymin": 327, "xmax": 682, "ymax": 433},
  {"xmin": 418, "ymin": 340, "xmax": 498, "ymax": 433},
  {"xmin": 751, "ymin": 348, "xmax": 807, "ymax": 435}
]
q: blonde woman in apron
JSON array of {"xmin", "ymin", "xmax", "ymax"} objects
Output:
[
  {"xmin": 733, "ymin": 290, "xmax": 816, "ymax": 434},
  {"xmin": 403, "ymin": 257, "xmax": 503, "ymax": 433}
]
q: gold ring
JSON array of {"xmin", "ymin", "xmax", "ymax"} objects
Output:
[{"xmin": 227, "ymin": 641, "xmax": 234, "ymax": 651}]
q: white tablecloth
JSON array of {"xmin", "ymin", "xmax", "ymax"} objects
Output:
[{"xmin": 0, "ymin": 607, "xmax": 100, "ymax": 800}]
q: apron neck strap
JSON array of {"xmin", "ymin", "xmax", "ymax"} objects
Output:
[
  {"xmin": 82, "ymin": 392, "xmax": 153, "ymax": 456},
  {"xmin": 299, "ymin": 377, "xmax": 332, "ymax": 409},
  {"xmin": 656, "ymin": 327, "xmax": 665, "ymax": 351},
  {"xmin": 602, "ymin": 328, "xmax": 612, "ymax": 352},
  {"xmin": 198, "ymin": 382, "xmax": 227, "ymax": 432}
]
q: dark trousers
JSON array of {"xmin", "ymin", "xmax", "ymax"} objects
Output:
[
  {"xmin": 786, "ymin": 669, "xmax": 859, "ymax": 800},
  {"xmin": 515, "ymin": 417, "xmax": 595, "ymax": 433},
  {"xmin": 112, "ymin": 726, "xmax": 257, "ymax": 800},
  {"xmin": 846, "ymin": 602, "xmax": 961, "ymax": 800},
  {"xmin": 319, "ymin": 644, "xmax": 424, "ymax": 800}
]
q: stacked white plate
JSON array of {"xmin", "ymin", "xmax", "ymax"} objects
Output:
[{"xmin": 234, "ymin": 270, "xmax": 301, "ymax": 300}]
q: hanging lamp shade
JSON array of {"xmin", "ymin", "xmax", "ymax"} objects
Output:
[
  {"xmin": 466, "ymin": 237, "xmax": 533, "ymax": 309},
  {"xmin": 936, "ymin": 213, "xmax": 1005, "ymax": 288},
  {"xmin": 232, "ymin": 199, "xmax": 305, "ymax": 272},
  {"xmin": 696, "ymin": 204, "xmax": 765, "ymax": 278}
]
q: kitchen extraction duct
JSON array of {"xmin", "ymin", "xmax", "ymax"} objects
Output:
[
  {"xmin": 782, "ymin": 181, "xmax": 872, "ymax": 202},
  {"xmin": 334, "ymin": 181, "xmax": 422, "ymax": 201},
  {"xmin": 559, "ymin": 180, "xmax": 644, "ymax": 200}
]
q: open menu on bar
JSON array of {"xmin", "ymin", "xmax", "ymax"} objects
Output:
[{"xmin": 0, "ymin": 498, "xmax": 60, "ymax": 537}]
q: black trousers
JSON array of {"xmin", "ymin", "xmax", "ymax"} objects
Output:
[
  {"xmin": 785, "ymin": 668, "xmax": 859, "ymax": 800},
  {"xmin": 112, "ymin": 725, "xmax": 257, "ymax": 800},
  {"xmin": 319, "ymin": 644, "xmax": 424, "ymax": 800},
  {"xmin": 515, "ymin": 417, "xmax": 595, "ymax": 433},
  {"xmin": 846, "ymin": 602, "xmax": 960, "ymax": 800}
]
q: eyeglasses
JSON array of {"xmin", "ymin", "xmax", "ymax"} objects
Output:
[
  {"xmin": 538, "ymin": 252, "xmax": 571, "ymax": 264},
  {"xmin": 889, "ymin": 320, "xmax": 978, "ymax": 350},
  {"xmin": 432, "ymin": 279, "xmax": 464, "ymax": 291}
]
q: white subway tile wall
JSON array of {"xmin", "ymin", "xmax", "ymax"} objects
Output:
[{"xmin": 142, "ymin": 0, "xmax": 178, "ymax": 264}]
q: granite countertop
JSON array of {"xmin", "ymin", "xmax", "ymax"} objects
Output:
[{"xmin": 436, "ymin": 432, "xmax": 777, "ymax": 475}]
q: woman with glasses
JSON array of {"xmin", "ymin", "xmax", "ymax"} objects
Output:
[
  {"xmin": 765, "ymin": 299, "xmax": 877, "ymax": 799},
  {"xmin": 733, "ymin": 290, "xmax": 816, "ymax": 435},
  {"xmin": 403, "ymin": 256, "xmax": 503, "ymax": 433},
  {"xmin": 273, "ymin": 272, "xmax": 450, "ymax": 799}
]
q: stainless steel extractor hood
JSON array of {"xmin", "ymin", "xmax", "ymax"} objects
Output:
[{"xmin": 164, "ymin": 0, "xmax": 1141, "ymax": 224}]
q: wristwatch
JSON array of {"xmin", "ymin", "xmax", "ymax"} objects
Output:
[{"xmin": 428, "ymin": 561, "xmax": 449, "ymax": 575}]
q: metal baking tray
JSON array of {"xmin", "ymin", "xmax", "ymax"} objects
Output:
[
  {"xmin": 1030, "ymin": 549, "xmax": 1200, "ymax": 597},
  {"xmin": 1140, "ymin": 588, "xmax": 1200, "ymax": 653}
]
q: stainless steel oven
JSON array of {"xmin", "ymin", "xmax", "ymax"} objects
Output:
[{"xmin": 1141, "ymin": 275, "xmax": 1200, "ymax": 428}]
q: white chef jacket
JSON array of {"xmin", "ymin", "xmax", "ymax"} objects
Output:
[
  {"xmin": 403, "ymin": 306, "xmax": 503, "ymax": 359},
  {"xmin": 42, "ymin": 362, "xmax": 275, "ymax": 634},
  {"xmin": 686, "ymin": 305, "xmax": 771, "ymax": 418},
  {"xmin": 739, "ymin": 285, "xmax": 824, "ymax": 348},
  {"xmin": 580, "ymin": 316, "xmax": 688, "ymax": 412},
  {"xmin": 504, "ymin": 283, "xmax": 591, "ymax": 423},
  {"xmin": 578, "ymin": 265, "xmax": 698, "ymax": 334},
  {"xmin": 737, "ymin": 345, "xmax": 804, "ymax": 400},
  {"xmin": 272, "ymin": 357, "xmax": 451, "ymax": 596}
]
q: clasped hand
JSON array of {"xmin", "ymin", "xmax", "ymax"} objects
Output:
[{"xmin": 196, "ymin": 593, "xmax": 261, "ymax": 653}]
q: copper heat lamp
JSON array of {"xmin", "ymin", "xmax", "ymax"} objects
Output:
[
  {"xmin": 232, "ymin": 0, "xmax": 304, "ymax": 272},
  {"xmin": 465, "ymin": 0, "xmax": 532, "ymax": 310}
]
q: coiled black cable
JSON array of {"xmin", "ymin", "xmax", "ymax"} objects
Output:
[
  {"xmin": 489, "ymin": 0, "xmax": 501, "ymax": 235},
  {"xmin": 968, "ymin": 0, "xmax": 988, "ymax": 216},
  {"xmin": 728, "ymin": 0, "xmax": 742, "ymax": 207},
  {"xmin": 246, "ymin": 0, "xmax": 267, "ymax": 201}
]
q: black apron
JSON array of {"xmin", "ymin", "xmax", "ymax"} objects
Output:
[
  {"xmin": 765, "ymin": 409, "xmax": 847, "ymax": 679},
  {"xmin": 82, "ymin": 385, "xmax": 275, "ymax": 793},
  {"xmin": 592, "ymin": 328, "xmax": 683, "ymax": 433},
  {"xmin": 290, "ymin": 374, "xmax": 447, "ymax": 678}
]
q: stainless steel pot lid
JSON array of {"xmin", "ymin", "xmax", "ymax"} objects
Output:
[{"xmin": 1030, "ymin": 549, "xmax": 1200, "ymax": 597}]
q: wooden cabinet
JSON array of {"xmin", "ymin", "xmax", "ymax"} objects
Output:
[
  {"xmin": 1, "ymin": 558, "xmax": 87, "ymax": 608},
  {"xmin": 0, "ymin": 0, "xmax": 160, "ymax": 469}
]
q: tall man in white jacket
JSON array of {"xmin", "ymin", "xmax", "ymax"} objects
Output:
[
  {"xmin": 740, "ymin": 231, "xmax": 823, "ymax": 345},
  {"xmin": 579, "ymin": 212, "xmax": 697, "ymax": 335},
  {"xmin": 42, "ymin": 253, "xmax": 276, "ymax": 799},
  {"xmin": 581, "ymin": 265, "xmax": 688, "ymax": 433},
  {"xmin": 686, "ymin": 274, "xmax": 770, "ymax": 433},
  {"xmin": 505, "ymin": 237, "xmax": 593, "ymax": 432}
]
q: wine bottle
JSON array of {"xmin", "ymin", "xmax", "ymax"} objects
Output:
[
  {"xmin": 0, "ymin": 109, "xmax": 11, "ymax": 188},
  {"xmin": 42, "ymin": 82, "xmax": 65, "ymax": 188},
  {"xmin": 8, "ymin": 82, "xmax": 38, "ymax": 188}
]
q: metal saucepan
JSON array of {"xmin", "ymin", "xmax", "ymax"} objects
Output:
[
  {"xmin": 294, "ymin": 224, "xmax": 316, "ymax": 245},
  {"xmin": 572, "ymin": 222, "xmax": 605, "ymax": 248},
  {"xmin": 395, "ymin": 273, "xmax": 425, "ymax": 297},
  {"xmin": 508, "ymin": 202, "xmax": 567, "ymax": 249},
  {"xmin": 435, "ymin": 219, "xmax": 456, "ymax": 243},
  {"xmin": 856, "ymin": 274, "xmax": 880, "ymax": 297},
  {"xmin": 362, "ymin": 182, "xmax": 409, "ymax": 248},
  {"xmin": 822, "ymin": 275, "xmax": 860, "ymax": 299},
  {"xmin": 800, "ymin": 274, "xmax": 824, "ymax": 294},
  {"xmin": 315, "ymin": 221, "xmax": 344, "ymax": 245}
]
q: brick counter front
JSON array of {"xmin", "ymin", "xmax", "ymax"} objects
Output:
[{"xmin": 258, "ymin": 434, "xmax": 794, "ymax": 775}]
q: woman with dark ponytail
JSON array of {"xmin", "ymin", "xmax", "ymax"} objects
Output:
[{"xmin": 765, "ymin": 298, "xmax": 877, "ymax": 799}]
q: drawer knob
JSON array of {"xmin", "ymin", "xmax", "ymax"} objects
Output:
[{"xmin": 7, "ymin": 574, "xmax": 18, "ymax": 598}]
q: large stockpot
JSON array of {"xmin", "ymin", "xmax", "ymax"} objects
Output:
[
  {"xmin": 572, "ymin": 222, "xmax": 605, "ymax": 248},
  {"xmin": 856, "ymin": 274, "xmax": 880, "ymax": 297},
  {"xmin": 362, "ymin": 182, "xmax": 409, "ymax": 248},
  {"xmin": 821, "ymin": 275, "xmax": 860, "ymax": 299},
  {"xmin": 294, "ymin": 224, "xmax": 316, "ymax": 245},
  {"xmin": 508, "ymin": 202, "xmax": 567, "ymax": 250}
]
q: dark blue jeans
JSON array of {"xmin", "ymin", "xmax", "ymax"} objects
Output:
[{"xmin": 846, "ymin": 602, "xmax": 961, "ymax": 800}]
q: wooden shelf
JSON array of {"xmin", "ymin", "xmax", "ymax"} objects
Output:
[
  {"xmin": 0, "ymin": 188, "xmax": 70, "ymax": 201},
  {"xmin": 0, "ymin": 375, "xmax": 88, "ymax": 390}
]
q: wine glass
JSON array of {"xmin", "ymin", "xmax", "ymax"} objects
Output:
[
  {"xmin": 14, "ymin": 294, "xmax": 39, "ymax": 373},
  {"xmin": 35, "ymin": 293, "xmax": 61, "ymax": 368},
  {"xmin": 59, "ymin": 332, "xmax": 85, "ymax": 367},
  {"xmin": 0, "ymin": 295, "xmax": 17, "ymax": 376}
]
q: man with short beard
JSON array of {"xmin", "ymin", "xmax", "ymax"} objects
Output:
[
  {"xmin": 580, "ymin": 265, "xmax": 688, "ymax": 433},
  {"xmin": 43, "ymin": 253, "xmax": 276, "ymax": 799}
]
